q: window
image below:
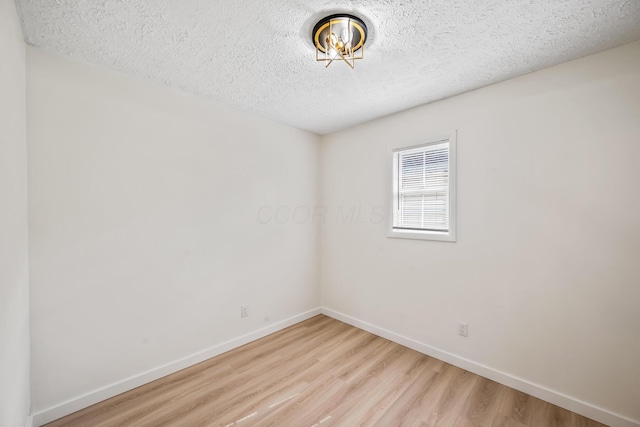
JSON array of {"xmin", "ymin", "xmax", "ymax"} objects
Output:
[{"xmin": 389, "ymin": 133, "xmax": 456, "ymax": 241}]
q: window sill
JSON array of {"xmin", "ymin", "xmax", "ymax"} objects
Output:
[{"xmin": 387, "ymin": 229, "xmax": 456, "ymax": 242}]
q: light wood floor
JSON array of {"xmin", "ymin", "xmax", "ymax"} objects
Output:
[{"xmin": 46, "ymin": 315, "xmax": 606, "ymax": 427}]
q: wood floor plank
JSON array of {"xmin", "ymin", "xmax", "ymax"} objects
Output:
[
  {"xmin": 462, "ymin": 377, "xmax": 502, "ymax": 426},
  {"xmin": 45, "ymin": 315, "xmax": 608, "ymax": 427}
]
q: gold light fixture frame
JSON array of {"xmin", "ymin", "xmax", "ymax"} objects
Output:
[{"xmin": 313, "ymin": 14, "xmax": 367, "ymax": 69}]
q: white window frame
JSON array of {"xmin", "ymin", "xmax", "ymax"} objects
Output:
[{"xmin": 388, "ymin": 131, "xmax": 457, "ymax": 242}]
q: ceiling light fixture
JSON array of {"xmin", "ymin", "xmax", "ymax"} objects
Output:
[{"xmin": 312, "ymin": 14, "xmax": 367, "ymax": 69}]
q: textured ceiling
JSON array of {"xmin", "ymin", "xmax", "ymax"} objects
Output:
[{"xmin": 14, "ymin": 0, "xmax": 640, "ymax": 134}]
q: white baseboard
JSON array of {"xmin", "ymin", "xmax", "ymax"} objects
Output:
[
  {"xmin": 29, "ymin": 307, "xmax": 639, "ymax": 427},
  {"xmin": 320, "ymin": 307, "xmax": 639, "ymax": 427},
  {"xmin": 31, "ymin": 307, "xmax": 322, "ymax": 427}
]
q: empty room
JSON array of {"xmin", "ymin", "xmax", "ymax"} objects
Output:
[{"xmin": 1, "ymin": 0, "xmax": 639, "ymax": 426}]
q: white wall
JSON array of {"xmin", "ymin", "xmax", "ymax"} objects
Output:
[
  {"xmin": 320, "ymin": 41, "xmax": 640, "ymax": 424},
  {"xmin": 0, "ymin": 0, "xmax": 30, "ymax": 426},
  {"xmin": 27, "ymin": 46, "xmax": 320, "ymax": 413},
  {"xmin": 23, "ymin": 32, "xmax": 640, "ymax": 425}
]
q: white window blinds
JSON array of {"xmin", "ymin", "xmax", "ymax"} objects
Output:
[{"xmin": 393, "ymin": 141, "xmax": 450, "ymax": 232}]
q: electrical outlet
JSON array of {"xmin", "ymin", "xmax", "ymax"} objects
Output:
[
  {"xmin": 458, "ymin": 322, "xmax": 468, "ymax": 337},
  {"xmin": 241, "ymin": 305, "xmax": 248, "ymax": 318}
]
